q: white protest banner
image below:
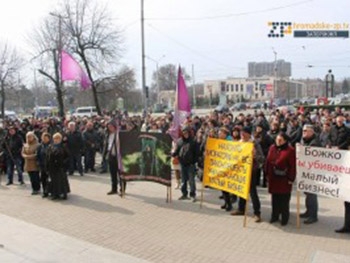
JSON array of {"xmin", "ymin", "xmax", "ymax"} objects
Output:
[{"xmin": 296, "ymin": 145, "xmax": 350, "ymax": 202}]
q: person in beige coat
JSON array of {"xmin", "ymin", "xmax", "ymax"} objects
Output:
[{"xmin": 22, "ymin": 131, "xmax": 40, "ymax": 195}]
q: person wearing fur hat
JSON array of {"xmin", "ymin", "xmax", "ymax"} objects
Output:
[{"xmin": 22, "ymin": 132, "xmax": 40, "ymax": 195}]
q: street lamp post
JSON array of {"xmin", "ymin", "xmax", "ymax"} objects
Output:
[
  {"xmin": 325, "ymin": 69, "xmax": 334, "ymax": 97},
  {"xmin": 141, "ymin": 0, "xmax": 147, "ymax": 113}
]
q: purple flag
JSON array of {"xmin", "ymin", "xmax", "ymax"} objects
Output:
[
  {"xmin": 61, "ymin": 50, "xmax": 92, "ymax": 90},
  {"xmin": 168, "ymin": 66, "xmax": 191, "ymax": 140}
]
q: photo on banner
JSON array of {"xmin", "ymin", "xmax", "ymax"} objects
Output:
[
  {"xmin": 203, "ymin": 138, "xmax": 254, "ymax": 199},
  {"xmin": 119, "ymin": 131, "xmax": 172, "ymax": 186},
  {"xmin": 296, "ymin": 145, "xmax": 350, "ymax": 202}
]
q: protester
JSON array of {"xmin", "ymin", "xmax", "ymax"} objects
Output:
[
  {"xmin": 231, "ymin": 126, "xmax": 265, "ymax": 223},
  {"xmin": 37, "ymin": 132, "xmax": 51, "ymax": 198},
  {"xmin": 265, "ymin": 132, "xmax": 296, "ymax": 226},
  {"xmin": 103, "ymin": 119, "xmax": 124, "ymax": 195},
  {"xmin": 46, "ymin": 133, "xmax": 70, "ymax": 200},
  {"xmin": 65, "ymin": 121, "xmax": 84, "ymax": 176},
  {"xmin": 22, "ymin": 131, "xmax": 40, "ymax": 195},
  {"xmin": 172, "ymin": 126, "xmax": 199, "ymax": 202},
  {"xmin": 329, "ymin": 115, "xmax": 350, "ymax": 233},
  {"xmin": 299, "ymin": 124, "xmax": 321, "ymax": 224},
  {"xmin": 3, "ymin": 126, "xmax": 24, "ymax": 185},
  {"xmin": 83, "ymin": 121, "xmax": 99, "ymax": 173},
  {"xmin": 218, "ymin": 126, "xmax": 234, "ymax": 212}
]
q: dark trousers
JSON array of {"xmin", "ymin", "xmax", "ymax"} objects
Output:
[
  {"xmin": 68, "ymin": 153, "xmax": 83, "ymax": 175},
  {"xmin": 28, "ymin": 171, "xmax": 40, "ymax": 191},
  {"xmin": 108, "ymin": 154, "xmax": 125, "ymax": 192},
  {"xmin": 41, "ymin": 171, "xmax": 49, "ymax": 194},
  {"xmin": 6, "ymin": 157, "xmax": 23, "ymax": 183},
  {"xmin": 305, "ymin": 193, "xmax": 318, "ymax": 220},
  {"xmin": 180, "ymin": 164, "xmax": 196, "ymax": 198},
  {"xmin": 344, "ymin": 201, "xmax": 350, "ymax": 230},
  {"xmin": 84, "ymin": 148, "xmax": 96, "ymax": 171},
  {"xmin": 238, "ymin": 170, "xmax": 261, "ymax": 216},
  {"xmin": 256, "ymin": 168, "xmax": 267, "ymax": 187},
  {"xmin": 271, "ymin": 193, "xmax": 291, "ymax": 224}
]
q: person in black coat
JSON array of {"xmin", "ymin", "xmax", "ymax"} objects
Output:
[
  {"xmin": 46, "ymin": 133, "xmax": 70, "ymax": 200},
  {"xmin": 330, "ymin": 116, "xmax": 350, "ymax": 234},
  {"xmin": 172, "ymin": 126, "xmax": 199, "ymax": 202},
  {"xmin": 288, "ymin": 118, "xmax": 302, "ymax": 147},
  {"xmin": 2, "ymin": 126, "xmax": 24, "ymax": 185},
  {"xmin": 65, "ymin": 121, "xmax": 84, "ymax": 176},
  {"xmin": 83, "ymin": 121, "xmax": 99, "ymax": 173},
  {"xmin": 37, "ymin": 132, "xmax": 51, "ymax": 198}
]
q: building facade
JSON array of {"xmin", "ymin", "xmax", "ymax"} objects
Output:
[{"xmin": 248, "ymin": 60, "xmax": 292, "ymax": 78}]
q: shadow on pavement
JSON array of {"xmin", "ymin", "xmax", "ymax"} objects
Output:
[{"xmin": 59, "ymin": 194, "xmax": 134, "ymax": 215}]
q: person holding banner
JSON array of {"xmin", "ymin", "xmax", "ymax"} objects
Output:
[
  {"xmin": 172, "ymin": 126, "xmax": 199, "ymax": 202},
  {"xmin": 231, "ymin": 127, "xmax": 265, "ymax": 223},
  {"xmin": 299, "ymin": 124, "xmax": 321, "ymax": 224},
  {"xmin": 266, "ymin": 132, "xmax": 296, "ymax": 226},
  {"xmin": 218, "ymin": 126, "xmax": 234, "ymax": 211}
]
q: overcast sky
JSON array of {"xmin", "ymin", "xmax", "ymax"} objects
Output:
[{"xmin": 1, "ymin": 0, "xmax": 349, "ymax": 88}]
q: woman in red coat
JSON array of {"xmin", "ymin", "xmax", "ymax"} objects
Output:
[{"xmin": 265, "ymin": 132, "xmax": 296, "ymax": 226}]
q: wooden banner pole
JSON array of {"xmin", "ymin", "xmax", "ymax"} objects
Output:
[
  {"xmin": 120, "ymin": 178, "xmax": 125, "ymax": 198},
  {"xmin": 200, "ymin": 183, "xmax": 204, "ymax": 209},
  {"xmin": 296, "ymin": 191, "xmax": 301, "ymax": 229},
  {"xmin": 243, "ymin": 195, "xmax": 250, "ymax": 228},
  {"xmin": 166, "ymin": 186, "xmax": 169, "ymax": 203}
]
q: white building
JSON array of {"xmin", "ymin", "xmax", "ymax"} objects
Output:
[{"xmin": 204, "ymin": 77, "xmax": 275, "ymax": 103}]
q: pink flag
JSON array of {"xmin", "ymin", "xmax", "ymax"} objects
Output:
[
  {"xmin": 61, "ymin": 50, "xmax": 92, "ymax": 90},
  {"xmin": 168, "ymin": 66, "xmax": 191, "ymax": 140}
]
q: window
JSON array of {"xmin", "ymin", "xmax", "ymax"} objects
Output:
[
  {"xmin": 240, "ymin": 84, "xmax": 244, "ymax": 92},
  {"xmin": 235, "ymin": 84, "xmax": 239, "ymax": 92}
]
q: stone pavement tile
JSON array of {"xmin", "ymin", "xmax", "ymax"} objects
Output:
[
  {"xmin": 312, "ymin": 250, "xmax": 350, "ymax": 263},
  {"xmin": 0, "ymin": 213, "xmax": 149, "ymax": 263}
]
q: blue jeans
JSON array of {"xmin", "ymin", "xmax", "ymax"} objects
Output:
[
  {"xmin": 6, "ymin": 156, "xmax": 23, "ymax": 183},
  {"xmin": 180, "ymin": 164, "xmax": 196, "ymax": 197}
]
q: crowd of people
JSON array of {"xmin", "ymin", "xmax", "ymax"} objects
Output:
[{"xmin": 0, "ymin": 105, "xmax": 349, "ymax": 234}]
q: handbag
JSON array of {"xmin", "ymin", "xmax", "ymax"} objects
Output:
[{"xmin": 273, "ymin": 166, "xmax": 287, "ymax": 177}]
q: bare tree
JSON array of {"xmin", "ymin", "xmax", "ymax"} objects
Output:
[
  {"xmin": 61, "ymin": 0, "xmax": 123, "ymax": 115},
  {"xmin": 0, "ymin": 43, "xmax": 24, "ymax": 118},
  {"xmin": 30, "ymin": 16, "xmax": 67, "ymax": 117}
]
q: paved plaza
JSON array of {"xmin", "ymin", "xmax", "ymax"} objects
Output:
[{"xmin": 0, "ymin": 170, "xmax": 349, "ymax": 263}]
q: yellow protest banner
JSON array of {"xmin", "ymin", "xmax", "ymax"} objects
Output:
[{"xmin": 203, "ymin": 138, "xmax": 254, "ymax": 199}]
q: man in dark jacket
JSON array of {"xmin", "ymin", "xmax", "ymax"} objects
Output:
[
  {"xmin": 288, "ymin": 117, "xmax": 302, "ymax": 147},
  {"xmin": 65, "ymin": 121, "xmax": 84, "ymax": 176},
  {"xmin": 300, "ymin": 124, "xmax": 321, "ymax": 224},
  {"xmin": 172, "ymin": 126, "xmax": 199, "ymax": 202},
  {"xmin": 2, "ymin": 126, "xmax": 24, "ymax": 185},
  {"xmin": 83, "ymin": 121, "xmax": 99, "ymax": 173},
  {"xmin": 330, "ymin": 116, "xmax": 350, "ymax": 234}
]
